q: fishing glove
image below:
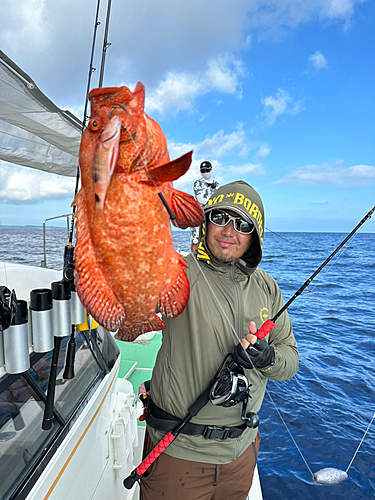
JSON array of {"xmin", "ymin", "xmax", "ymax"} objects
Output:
[{"xmin": 233, "ymin": 338, "xmax": 275, "ymax": 370}]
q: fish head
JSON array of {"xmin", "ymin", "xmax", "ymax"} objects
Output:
[{"xmin": 79, "ymin": 82, "xmax": 151, "ymax": 179}]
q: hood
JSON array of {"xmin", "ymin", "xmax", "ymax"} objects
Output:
[{"xmin": 199, "ymin": 180, "xmax": 265, "ymax": 268}]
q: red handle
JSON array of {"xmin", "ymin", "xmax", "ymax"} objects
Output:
[
  {"xmin": 255, "ymin": 319, "xmax": 275, "ymax": 339},
  {"xmin": 136, "ymin": 431, "xmax": 175, "ymax": 475}
]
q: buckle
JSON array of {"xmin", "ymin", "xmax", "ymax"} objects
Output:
[{"xmin": 202, "ymin": 425, "xmax": 231, "ymax": 440}]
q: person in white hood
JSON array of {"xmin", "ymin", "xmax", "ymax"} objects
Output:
[{"xmin": 190, "ymin": 161, "xmax": 219, "ymax": 252}]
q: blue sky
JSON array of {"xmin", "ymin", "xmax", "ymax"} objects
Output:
[{"xmin": 0, "ymin": 0, "xmax": 374, "ymax": 232}]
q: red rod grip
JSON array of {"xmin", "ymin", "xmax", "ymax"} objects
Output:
[
  {"xmin": 255, "ymin": 319, "xmax": 275, "ymax": 339},
  {"xmin": 136, "ymin": 431, "xmax": 175, "ymax": 475}
]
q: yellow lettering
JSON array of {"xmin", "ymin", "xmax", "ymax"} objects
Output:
[
  {"xmin": 249, "ymin": 203, "xmax": 258, "ymax": 218},
  {"xmin": 226, "ymin": 193, "xmax": 235, "ymax": 198},
  {"xmin": 197, "ymin": 239, "xmax": 210, "ymax": 263},
  {"xmin": 233, "ymin": 193, "xmax": 244, "ymax": 205},
  {"xmin": 209, "ymin": 194, "xmax": 224, "ymax": 205},
  {"xmin": 244, "ymin": 198, "xmax": 251, "ymax": 211}
]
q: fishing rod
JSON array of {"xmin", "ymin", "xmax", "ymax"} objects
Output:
[
  {"xmin": 255, "ymin": 205, "xmax": 375, "ymax": 340},
  {"xmin": 265, "ymin": 226, "xmax": 288, "ymax": 242},
  {"xmin": 64, "ymin": 0, "xmax": 104, "ymax": 376},
  {"xmin": 98, "ymin": 0, "xmax": 113, "ymax": 87},
  {"xmin": 68, "ymin": 0, "xmax": 102, "ymax": 246}
]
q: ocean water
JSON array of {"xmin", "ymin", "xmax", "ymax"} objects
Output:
[{"xmin": 1, "ymin": 227, "xmax": 374, "ymax": 499}]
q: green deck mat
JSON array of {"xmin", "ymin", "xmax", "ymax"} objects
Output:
[
  {"xmin": 116, "ymin": 333, "xmax": 162, "ymax": 427},
  {"xmin": 116, "ymin": 333, "xmax": 162, "ymax": 369}
]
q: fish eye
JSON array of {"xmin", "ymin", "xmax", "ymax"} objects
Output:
[{"xmin": 89, "ymin": 118, "xmax": 101, "ymax": 131}]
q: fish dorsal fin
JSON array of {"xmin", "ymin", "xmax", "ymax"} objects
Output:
[
  {"xmin": 143, "ymin": 151, "xmax": 193, "ymax": 185},
  {"xmin": 131, "ymin": 82, "xmax": 146, "ymax": 113},
  {"xmin": 171, "ymin": 190, "xmax": 204, "ymax": 229}
]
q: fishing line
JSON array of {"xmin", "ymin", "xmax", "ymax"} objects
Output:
[
  {"xmin": 346, "ymin": 412, "xmax": 375, "ymax": 473},
  {"xmin": 189, "ymin": 254, "xmax": 315, "ymax": 477},
  {"xmin": 188, "ymin": 205, "xmax": 375, "ymax": 480}
]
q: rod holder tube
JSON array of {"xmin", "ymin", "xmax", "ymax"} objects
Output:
[
  {"xmin": 70, "ymin": 290, "xmax": 86, "ymax": 325},
  {"xmin": 51, "ymin": 281, "xmax": 71, "ymax": 338},
  {"xmin": 30, "ymin": 288, "xmax": 53, "ymax": 353},
  {"xmin": 3, "ymin": 300, "xmax": 30, "ymax": 374}
]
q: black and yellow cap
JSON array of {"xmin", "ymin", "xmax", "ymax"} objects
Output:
[{"xmin": 203, "ymin": 180, "xmax": 265, "ymax": 266}]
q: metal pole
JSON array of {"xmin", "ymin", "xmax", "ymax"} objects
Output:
[{"xmin": 98, "ymin": 0, "xmax": 113, "ymax": 88}]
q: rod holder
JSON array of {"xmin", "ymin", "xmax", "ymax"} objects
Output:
[
  {"xmin": 3, "ymin": 300, "xmax": 30, "ymax": 374},
  {"xmin": 70, "ymin": 290, "xmax": 86, "ymax": 325},
  {"xmin": 51, "ymin": 281, "xmax": 71, "ymax": 338},
  {"xmin": 30, "ymin": 288, "xmax": 54, "ymax": 353}
]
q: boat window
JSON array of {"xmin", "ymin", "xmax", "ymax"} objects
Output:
[
  {"xmin": 45, "ymin": 332, "xmax": 102, "ymax": 420},
  {"xmin": 0, "ymin": 329, "xmax": 108, "ymax": 500},
  {"xmin": 0, "ymin": 374, "xmax": 59, "ymax": 500},
  {"xmin": 93, "ymin": 326, "xmax": 120, "ymax": 371}
]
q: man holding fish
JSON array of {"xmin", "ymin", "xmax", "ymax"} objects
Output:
[
  {"xmin": 141, "ymin": 180, "xmax": 299, "ymax": 499},
  {"xmin": 72, "ymin": 82, "xmax": 297, "ymax": 498}
]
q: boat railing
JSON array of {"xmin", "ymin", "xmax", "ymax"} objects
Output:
[{"xmin": 41, "ymin": 214, "xmax": 72, "ymax": 268}]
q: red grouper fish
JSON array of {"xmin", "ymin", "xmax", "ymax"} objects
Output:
[{"xmin": 73, "ymin": 83, "xmax": 204, "ymax": 341}]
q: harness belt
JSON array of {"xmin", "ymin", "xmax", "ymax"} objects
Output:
[{"xmin": 146, "ymin": 401, "xmax": 246, "ymax": 440}]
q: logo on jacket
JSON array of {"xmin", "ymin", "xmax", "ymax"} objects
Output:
[{"xmin": 260, "ymin": 307, "xmax": 269, "ymax": 323}]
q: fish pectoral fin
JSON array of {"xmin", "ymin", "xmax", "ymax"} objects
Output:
[
  {"xmin": 158, "ymin": 254, "xmax": 190, "ymax": 318},
  {"xmin": 115, "ymin": 316, "xmax": 166, "ymax": 342},
  {"xmin": 142, "ymin": 151, "xmax": 193, "ymax": 185},
  {"xmin": 170, "ymin": 190, "xmax": 205, "ymax": 229}
]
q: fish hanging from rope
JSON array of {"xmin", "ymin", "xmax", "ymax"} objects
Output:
[{"xmin": 73, "ymin": 83, "xmax": 204, "ymax": 341}]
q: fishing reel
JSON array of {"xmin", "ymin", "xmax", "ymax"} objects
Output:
[
  {"xmin": 63, "ymin": 243, "xmax": 75, "ymax": 285},
  {"xmin": 210, "ymin": 356, "xmax": 259, "ymax": 429},
  {"xmin": 0, "ymin": 286, "xmax": 17, "ymax": 331}
]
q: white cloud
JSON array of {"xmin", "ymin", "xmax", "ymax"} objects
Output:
[
  {"xmin": 145, "ymin": 55, "xmax": 245, "ymax": 115},
  {"xmin": 255, "ymin": 144, "xmax": 271, "ymax": 158},
  {"xmin": 309, "ymin": 50, "xmax": 328, "ymax": 70},
  {"xmin": 168, "ymin": 124, "xmax": 247, "ymax": 162},
  {"xmin": 167, "ymin": 124, "xmax": 258, "ymax": 192},
  {"xmin": 261, "ymin": 88, "xmax": 305, "ymax": 125},
  {"xmin": 274, "ymin": 161, "xmax": 375, "ymax": 186},
  {"xmin": 0, "ymin": 0, "xmax": 364, "ymax": 110},
  {"xmin": 0, "ymin": 163, "xmax": 75, "ymax": 203}
]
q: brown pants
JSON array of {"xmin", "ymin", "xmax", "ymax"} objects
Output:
[{"xmin": 139, "ymin": 430, "xmax": 261, "ymax": 500}]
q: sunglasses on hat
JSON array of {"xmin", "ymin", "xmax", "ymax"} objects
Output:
[{"xmin": 208, "ymin": 209, "xmax": 255, "ymax": 234}]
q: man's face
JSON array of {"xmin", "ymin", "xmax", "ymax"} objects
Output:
[{"xmin": 206, "ymin": 209, "xmax": 254, "ymax": 263}]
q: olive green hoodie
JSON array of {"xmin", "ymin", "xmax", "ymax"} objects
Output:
[{"xmin": 148, "ymin": 180, "xmax": 298, "ymax": 464}]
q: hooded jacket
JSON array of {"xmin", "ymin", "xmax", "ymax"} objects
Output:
[{"xmin": 148, "ymin": 181, "xmax": 299, "ymax": 464}]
